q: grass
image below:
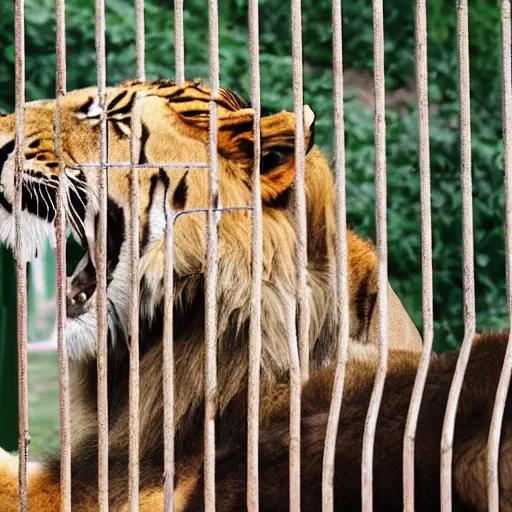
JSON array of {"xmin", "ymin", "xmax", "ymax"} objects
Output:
[{"xmin": 27, "ymin": 351, "xmax": 60, "ymax": 459}]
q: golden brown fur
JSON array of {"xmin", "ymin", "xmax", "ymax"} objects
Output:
[
  {"xmin": 178, "ymin": 331, "xmax": 512, "ymax": 511},
  {"xmin": 1, "ymin": 331, "xmax": 511, "ymax": 510},
  {"xmin": 0, "ymin": 80, "xmax": 421, "ymax": 510}
]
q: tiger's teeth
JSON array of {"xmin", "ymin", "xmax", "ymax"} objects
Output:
[{"xmin": 76, "ymin": 292, "xmax": 87, "ymax": 305}]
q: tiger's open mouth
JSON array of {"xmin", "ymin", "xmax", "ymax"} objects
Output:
[{"xmin": 66, "ymin": 244, "xmax": 98, "ymax": 319}]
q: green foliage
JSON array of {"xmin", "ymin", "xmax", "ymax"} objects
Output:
[{"xmin": 0, "ymin": 0, "xmax": 507, "ymax": 351}]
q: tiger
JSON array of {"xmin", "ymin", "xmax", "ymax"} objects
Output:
[
  {"xmin": 178, "ymin": 330, "xmax": 512, "ymax": 511},
  {"xmin": 0, "ymin": 79, "xmax": 421, "ymax": 510}
]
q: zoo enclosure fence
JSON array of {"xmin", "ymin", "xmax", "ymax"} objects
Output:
[{"xmin": 10, "ymin": 0, "xmax": 512, "ymax": 510}]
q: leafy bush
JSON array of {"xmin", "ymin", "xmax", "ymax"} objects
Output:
[{"xmin": 0, "ymin": 0, "xmax": 506, "ymax": 351}]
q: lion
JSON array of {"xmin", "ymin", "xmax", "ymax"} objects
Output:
[{"xmin": 0, "ymin": 79, "xmax": 421, "ymax": 510}]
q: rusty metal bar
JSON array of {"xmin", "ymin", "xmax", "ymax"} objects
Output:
[
  {"xmin": 247, "ymin": 0, "xmax": 262, "ymax": 508},
  {"xmin": 163, "ymin": 206, "xmax": 176, "ymax": 512},
  {"xmin": 290, "ymin": 0, "xmax": 306, "ymax": 507},
  {"xmin": 440, "ymin": 1, "xmax": 476, "ymax": 510},
  {"xmin": 287, "ymin": 297, "xmax": 301, "ymax": 512},
  {"xmin": 135, "ymin": 0, "xmax": 145, "ymax": 81},
  {"xmin": 291, "ymin": 0, "xmax": 310, "ymax": 387},
  {"xmin": 174, "ymin": 0, "xmax": 185, "ymax": 84},
  {"xmin": 361, "ymin": 0, "xmax": 389, "ymax": 508},
  {"xmin": 321, "ymin": 0, "xmax": 349, "ymax": 509},
  {"xmin": 402, "ymin": 0, "xmax": 433, "ymax": 508},
  {"xmin": 14, "ymin": 0, "xmax": 28, "ymax": 509},
  {"xmin": 127, "ymin": 7, "xmax": 147, "ymax": 509},
  {"xmin": 128, "ymin": 92, "xmax": 144, "ymax": 512},
  {"xmin": 54, "ymin": 0, "xmax": 72, "ymax": 509},
  {"xmin": 204, "ymin": 0, "xmax": 220, "ymax": 508},
  {"xmin": 95, "ymin": 0, "xmax": 110, "ymax": 508},
  {"xmin": 77, "ymin": 162, "xmax": 208, "ymax": 169},
  {"xmin": 161, "ymin": 0, "xmax": 186, "ymax": 506},
  {"xmin": 487, "ymin": 1, "xmax": 512, "ymax": 509}
]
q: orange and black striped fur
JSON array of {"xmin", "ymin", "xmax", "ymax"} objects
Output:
[{"xmin": 0, "ymin": 80, "xmax": 422, "ymax": 510}]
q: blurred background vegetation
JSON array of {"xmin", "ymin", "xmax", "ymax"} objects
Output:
[{"xmin": 0, "ymin": 0, "xmax": 507, "ymax": 352}]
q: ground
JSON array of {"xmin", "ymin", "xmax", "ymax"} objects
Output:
[{"xmin": 27, "ymin": 351, "xmax": 59, "ymax": 459}]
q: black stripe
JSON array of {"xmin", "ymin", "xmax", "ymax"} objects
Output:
[
  {"xmin": 0, "ymin": 140, "xmax": 15, "ymax": 180},
  {"xmin": 172, "ymin": 171, "xmax": 188, "ymax": 210},
  {"xmin": 0, "ymin": 191, "xmax": 12, "ymax": 213},
  {"xmin": 138, "ymin": 123, "xmax": 150, "ymax": 164},
  {"xmin": 93, "ymin": 198, "xmax": 125, "ymax": 280},
  {"xmin": 170, "ymin": 96, "xmax": 210, "ymax": 105},
  {"xmin": 111, "ymin": 121, "xmax": 128, "ymax": 139},
  {"xmin": 78, "ymin": 97, "xmax": 95, "ymax": 115},
  {"xmin": 107, "ymin": 90, "xmax": 128, "ymax": 111},
  {"xmin": 140, "ymin": 173, "xmax": 159, "ymax": 250},
  {"xmin": 107, "ymin": 94, "xmax": 136, "ymax": 117}
]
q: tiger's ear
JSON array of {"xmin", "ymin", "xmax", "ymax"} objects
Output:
[
  {"xmin": 214, "ymin": 105, "xmax": 316, "ymax": 202},
  {"xmin": 258, "ymin": 106, "xmax": 315, "ymax": 202},
  {"xmin": 173, "ymin": 101, "xmax": 316, "ymax": 201}
]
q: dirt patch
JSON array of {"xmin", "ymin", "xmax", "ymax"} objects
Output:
[{"xmin": 343, "ymin": 68, "xmax": 417, "ymax": 114}]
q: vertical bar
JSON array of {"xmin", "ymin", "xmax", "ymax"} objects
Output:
[
  {"xmin": 162, "ymin": 3, "xmax": 187, "ymax": 508},
  {"xmin": 162, "ymin": 1, "xmax": 185, "ymax": 508},
  {"xmin": 287, "ymin": 297, "xmax": 301, "ymax": 512},
  {"xmin": 487, "ymin": 1, "xmax": 512, "ymax": 509},
  {"xmin": 321, "ymin": 0, "xmax": 349, "ymax": 510},
  {"xmin": 14, "ymin": 0, "xmax": 29, "ymax": 510},
  {"xmin": 247, "ymin": 0, "xmax": 262, "ymax": 508},
  {"xmin": 95, "ymin": 0, "xmax": 109, "ymax": 509},
  {"xmin": 128, "ymin": 7, "xmax": 146, "ymax": 509},
  {"xmin": 440, "ymin": 1, "xmax": 475, "ymax": 510},
  {"xmin": 204, "ymin": 0, "xmax": 220, "ymax": 508},
  {"xmin": 54, "ymin": 0, "xmax": 72, "ymax": 509},
  {"xmin": 361, "ymin": 0, "xmax": 389, "ymax": 508},
  {"xmin": 402, "ymin": 0, "xmax": 433, "ymax": 508},
  {"xmin": 290, "ymin": 0, "xmax": 306, "ymax": 507},
  {"xmin": 163, "ymin": 208, "xmax": 175, "ymax": 512},
  {"xmin": 135, "ymin": 0, "xmax": 145, "ymax": 81},
  {"xmin": 291, "ymin": 0, "xmax": 310, "ymax": 386},
  {"xmin": 174, "ymin": 0, "xmax": 185, "ymax": 84},
  {"xmin": 128, "ymin": 92, "xmax": 143, "ymax": 512}
]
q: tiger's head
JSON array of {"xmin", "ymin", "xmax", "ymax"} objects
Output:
[{"xmin": 0, "ymin": 79, "xmax": 421, "ymax": 369}]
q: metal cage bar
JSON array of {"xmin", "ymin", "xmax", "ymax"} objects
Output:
[
  {"xmin": 135, "ymin": 0, "xmax": 145, "ymax": 81},
  {"xmin": 247, "ymin": 0, "xmax": 262, "ymax": 509},
  {"xmin": 487, "ymin": 1, "xmax": 512, "ymax": 509},
  {"xmin": 94, "ymin": 0, "xmax": 110, "ymax": 509},
  {"xmin": 14, "ymin": 0, "xmax": 29, "ymax": 509},
  {"xmin": 290, "ymin": 0, "xmax": 308, "ymax": 507},
  {"xmin": 291, "ymin": 0, "xmax": 310, "ymax": 388},
  {"xmin": 204, "ymin": 0, "xmax": 220, "ymax": 509},
  {"xmin": 440, "ymin": 1, "xmax": 476, "ymax": 510},
  {"xmin": 174, "ymin": 0, "xmax": 185, "ymax": 85},
  {"xmin": 54, "ymin": 0, "xmax": 72, "ymax": 509},
  {"xmin": 162, "ymin": 200, "xmax": 176, "ymax": 512},
  {"xmin": 321, "ymin": 0, "xmax": 349, "ymax": 509},
  {"xmin": 127, "ymin": 4, "xmax": 146, "ymax": 510},
  {"xmin": 402, "ymin": 0, "xmax": 433, "ymax": 508},
  {"xmin": 361, "ymin": 0, "xmax": 389, "ymax": 508},
  {"xmin": 128, "ymin": 100, "xmax": 143, "ymax": 512}
]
